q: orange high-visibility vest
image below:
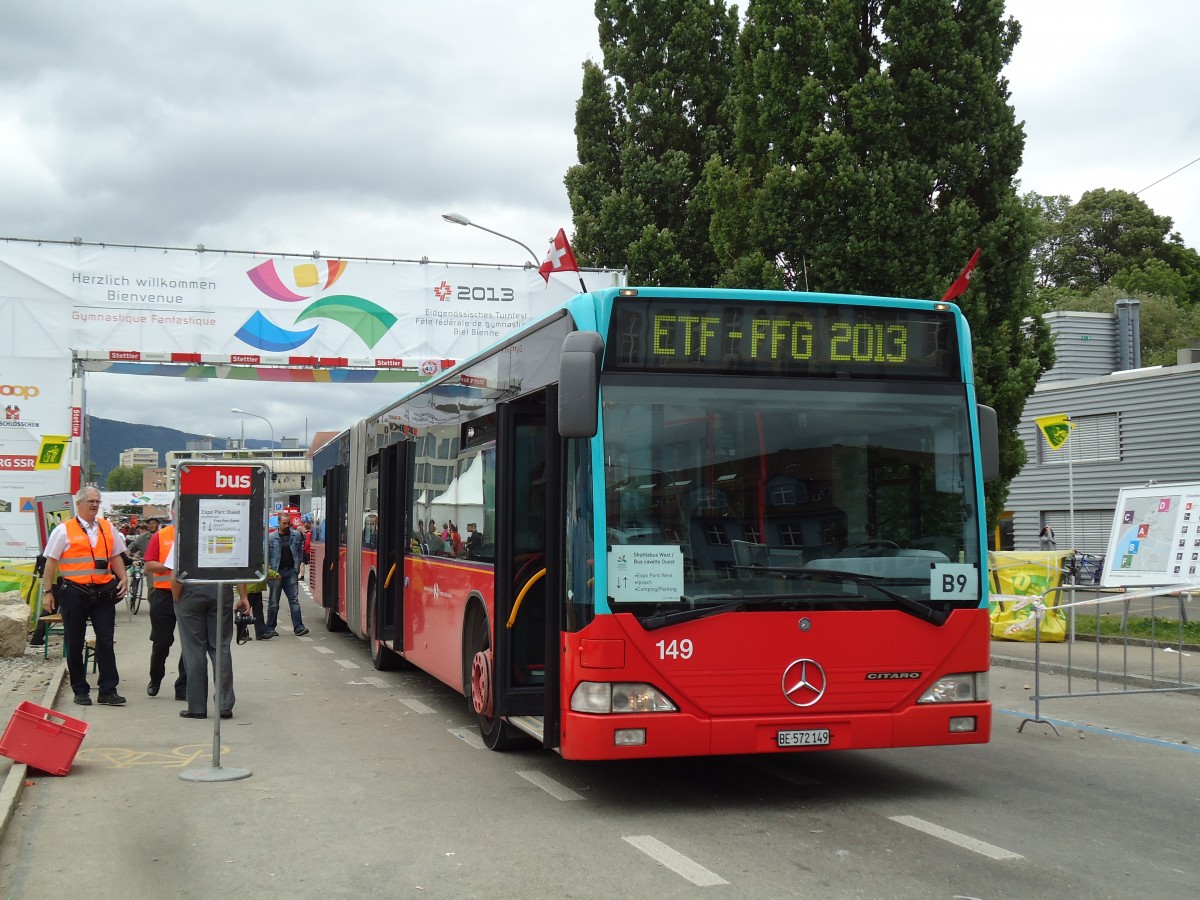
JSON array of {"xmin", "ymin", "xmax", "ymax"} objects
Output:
[
  {"xmin": 152, "ymin": 524, "xmax": 176, "ymax": 590},
  {"xmin": 57, "ymin": 517, "xmax": 117, "ymax": 585}
]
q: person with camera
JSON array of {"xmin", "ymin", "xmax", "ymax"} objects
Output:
[
  {"xmin": 40, "ymin": 486, "xmax": 129, "ymax": 706},
  {"xmin": 158, "ymin": 542, "xmax": 252, "ymax": 719}
]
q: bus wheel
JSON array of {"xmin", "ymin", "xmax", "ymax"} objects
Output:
[
  {"xmin": 466, "ymin": 607, "xmax": 519, "ymax": 751},
  {"xmin": 324, "ymin": 606, "xmax": 347, "ymax": 633},
  {"xmin": 368, "ymin": 583, "xmax": 400, "ymax": 671}
]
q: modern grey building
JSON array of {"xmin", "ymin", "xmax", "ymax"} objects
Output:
[{"xmin": 1003, "ymin": 301, "xmax": 1200, "ymax": 555}]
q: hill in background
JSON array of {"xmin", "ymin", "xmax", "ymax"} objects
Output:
[{"xmin": 86, "ymin": 416, "xmax": 268, "ymax": 483}]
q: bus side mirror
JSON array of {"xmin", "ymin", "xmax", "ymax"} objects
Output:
[
  {"xmin": 558, "ymin": 331, "xmax": 604, "ymax": 438},
  {"xmin": 977, "ymin": 404, "xmax": 999, "ymax": 482}
]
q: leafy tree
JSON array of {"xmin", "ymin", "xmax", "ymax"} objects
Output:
[
  {"xmin": 1025, "ymin": 192, "xmax": 1072, "ymax": 289},
  {"xmin": 565, "ymin": 0, "xmax": 739, "ymax": 285},
  {"xmin": 106, "ymin": 465, "xmax": 145, "ymax": 492},
  {"xmin": 1039, "ymin": 188, "xmax": 1200, "ymax": 302},
  {"xmin": 702, "ymin": 0, "xmax": 1053, "ymax": 524}
]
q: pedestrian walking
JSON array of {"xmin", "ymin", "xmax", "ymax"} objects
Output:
[{"xmin": 266, "ymin": 518, "xmax": 309, "ymax": 637}]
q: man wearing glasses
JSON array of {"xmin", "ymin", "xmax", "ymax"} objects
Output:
[{"xmin": 41, "ymin": 486, "xmax": 129, "ymax": 706}]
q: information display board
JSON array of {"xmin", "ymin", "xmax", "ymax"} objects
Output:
[
  {"xmin": 1101, "ymin": 483, "xmax": 1200, "ymax": 588},
  {"xmin": 175, "ymin": 462, "xmax": 268, "ymax": 583}
]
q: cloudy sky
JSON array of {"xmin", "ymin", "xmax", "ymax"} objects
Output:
[{"xmin": 3, "ymin": 1, "xmax": 1197, "ymax": 447}]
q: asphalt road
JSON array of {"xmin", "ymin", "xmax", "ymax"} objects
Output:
[{"xmin": 1, "ymin": 588, "xmax": 1196, "ymax": 899}]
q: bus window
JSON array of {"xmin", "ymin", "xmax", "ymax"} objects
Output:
[{"xmin": 564, "ymin": 438, "xmax": 595, "ymax": 632}]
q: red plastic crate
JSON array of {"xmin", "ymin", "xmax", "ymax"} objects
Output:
[{"xmin": 0, "ymin": 701, "xmax": 89, "ymax": 776}]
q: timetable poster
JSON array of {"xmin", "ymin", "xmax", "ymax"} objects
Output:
[{"xmin": 197, "ymin": 498, "xmax": 250, "ymax": 569}]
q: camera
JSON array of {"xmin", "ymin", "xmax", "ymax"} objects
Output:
[{"xmin": 234, "ymin": 611, "xmax": 256, "ymax": 645}]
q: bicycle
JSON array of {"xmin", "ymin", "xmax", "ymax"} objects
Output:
[{"xmin": 127, "ymin": 558, "xmax": 144, "ymax": 615}]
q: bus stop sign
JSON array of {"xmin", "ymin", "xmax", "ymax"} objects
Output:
[{"xmin": 175, "ymin": 462, "xmax": 268, "ymax": 584}]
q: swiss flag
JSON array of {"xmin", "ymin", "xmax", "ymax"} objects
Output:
[
  {"xmin": 538, "ymin": 228, "xmax": 580, "ymax": 282},
  {"xmin": 941, "ymin": 248, "xmax": 981, "ymax": 302}
]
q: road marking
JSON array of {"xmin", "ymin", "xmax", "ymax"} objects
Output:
[
  {"xmin": 364, "ymin": 676, "xmax": 389, "ymax": 689},
  {"xmin": 314, "ymin": 646, "xmax": 334, "ymax": 654},
  {"xmin": 75, "ymin": 744, "xmax": 215, "ymax": 770},
  {"xmin": 996, "ymin": 708, "xmax": 1200, "ymax": 755},
  {"xmin": 448, "ymin": 727, "xmax": 485, "ymax": 749},
  {"xmin": 888, "ymin": 816, "xmax": 1023, "ymax": 861},
  {"xmin": 623, "ymin": 835, "xmax": 728, "ymax": 886},
  {"xmin": 518, "ymin": 770, "xmax": 585, "ymax": 801},
  {"xmin": 400, "ymin": 698, "xmax": 435, "ymax": 714},
  {"xmin": 335, "ymin": 659, "xmax": 360, "ymax": 669}
]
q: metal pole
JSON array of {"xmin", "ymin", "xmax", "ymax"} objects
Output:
[
  {"xmin": 179, "ymin": 581, "xmax": 252, "ymax": 783},
  {"xmin": 1067, "ymin": 416, "xmax": 1076, "ymax": 551}
]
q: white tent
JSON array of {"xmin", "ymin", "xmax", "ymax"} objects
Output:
[{"xmin": 428, "ymin": 457, "xmax": 484, "ymax": 529}]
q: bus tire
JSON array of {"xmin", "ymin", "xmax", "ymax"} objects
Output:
[
  {"xmin": 324, "ymin": 606, "xmax": 347, "ymax": 633},
  {"xmin": 367, "ymin": 582, "xmax": 401, "ymax": 671},
  {"xmin": 464, "ymin": 602, "xmax": 520, "ymax": 751}
]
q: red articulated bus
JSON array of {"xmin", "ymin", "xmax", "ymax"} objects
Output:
[{"xmin": 309, "ymin": 286, "xmax": 998, "ymax": 759}]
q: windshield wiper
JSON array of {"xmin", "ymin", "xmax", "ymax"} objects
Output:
[
  {"xmin": 642, "ymin": 599, "xmax": 745, "ymax": 631},
  {"xmin": 795, "ymin": 569, "xmax": 950, "ymax": 626}
]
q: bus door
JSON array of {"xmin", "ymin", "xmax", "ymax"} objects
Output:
[
  {"xmin": 494, "ymin": 390, "xmax": 563, "ymax": 748},
  {"xmin": 322, "ymin": 463, "xmax": 346, "ymax": 620},
  {"xmin": 375, "ymin": 440, "xmax": 410, "ymax": 654}
]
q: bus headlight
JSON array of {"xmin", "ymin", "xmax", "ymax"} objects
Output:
[
  {"xmin": 570, "ymin": 682, "xmax": 678, "ymax": 714},
  {"xmin": 918, "ymin": 672, "xmax": 988, "ymax": 703}
]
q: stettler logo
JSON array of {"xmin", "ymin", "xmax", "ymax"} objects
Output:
[{"xmin": 782, "ymin": 658, "xmax": 827, "ymax": 707}]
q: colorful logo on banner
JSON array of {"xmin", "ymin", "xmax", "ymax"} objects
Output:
[{"xmin": 234, "ymin": 259, "xmax": 397, "ymax": 352}]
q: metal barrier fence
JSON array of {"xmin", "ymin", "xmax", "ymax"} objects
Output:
[{"xmin": 1015, "ymin": 582, "xmax": 1199, "ymax": 735}]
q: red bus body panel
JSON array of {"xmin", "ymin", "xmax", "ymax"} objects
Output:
[
  {"xmin": 310, "ymin": 539, "xmax": 989, "ymax": 760},
  {"xmin": 557, "ymin": 608, "xmax": 990, "ymax": 760}
]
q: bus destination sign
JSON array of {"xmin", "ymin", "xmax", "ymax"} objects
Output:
[{"xmin": 606, "ymin": 298, "xmax": 960, "ymax": 379}]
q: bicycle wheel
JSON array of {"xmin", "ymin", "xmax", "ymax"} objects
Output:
[{"xmin": 128, "ymin": 575, "xmax": 142, "ymax": 615}]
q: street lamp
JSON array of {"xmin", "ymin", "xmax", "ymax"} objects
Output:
[
  {"xmin": 231, "ymin": 408, "xmax": 274, "ymax": 452},
  {"xmin": 441, "ymin": 212, "xmax": 540, "ymax": 267}
]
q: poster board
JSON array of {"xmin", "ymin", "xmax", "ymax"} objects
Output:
[
  {"xmin": 175, "ymin": 462, "xmax": 267, "ymax": 583},
  {"xmin": 1101, "ymin": 483, "xmax": 1200, "ymax": 588}
]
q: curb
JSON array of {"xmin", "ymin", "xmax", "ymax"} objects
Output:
[{"xmin": 0, "ymin": 662, "xmax": 67, "ymax": 839}]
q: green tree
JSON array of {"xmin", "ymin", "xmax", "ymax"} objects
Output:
[
  {"xmin": 106, "ymin": 465, "xmax": 145, "ymax": 491},
  {"xmin": 1025, "ymin": 191, "xmax": 1072, "ymax": 289},
  {"xmin": 1040, "ymin": 188, "xmax": 1200, "ymax": 301},
  {"xmin": 565, "ymin": 0, "xmax": 739, "ymax": 285},
  {"xmin": 704, "ymin": 0, "xmax": 1053, "ymax": 523}
]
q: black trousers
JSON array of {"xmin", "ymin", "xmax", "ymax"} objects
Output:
[
  {"xmin": 148, "ymin": 587, "xmax": 187, "ymax": 693},
  {"xmin": 57, "ymin": 580, "xmax": 119, "ymax": 696}
]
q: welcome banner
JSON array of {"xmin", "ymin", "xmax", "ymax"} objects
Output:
[{"xmin": 0, "ymin": 239, "xmax": 616, "ymax": 363}]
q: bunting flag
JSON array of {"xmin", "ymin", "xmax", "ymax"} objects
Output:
[
  {"xmin": 941, "ymin": 248, "xmax": 982, "ymax": 301},
  {"xmin": 538, "ymin": 228, "xmax": 581, "ymax": 282},
  {"xmin": 1035, "ymin": 414, "xmax": 1075, "ymax": 451}
]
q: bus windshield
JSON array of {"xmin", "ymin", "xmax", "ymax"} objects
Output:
[{"xmin": 602, "ymin": 377, "xmax": 982, "ymax": 619}]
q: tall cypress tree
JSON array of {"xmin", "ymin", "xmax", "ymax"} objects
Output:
[
  {"xmin": 565, "ymin": 0, "xmax": 738, "ymax": 285},
  {"xmin": 705, "ymin": 0, "xmax": 1052, "ymax": 520}
]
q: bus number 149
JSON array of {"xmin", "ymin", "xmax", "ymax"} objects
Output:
[{"xmin": 656, "ymin": 638, "xmax": 693, "ymax": 660}]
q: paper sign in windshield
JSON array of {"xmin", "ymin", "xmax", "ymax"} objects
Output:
[
  {"xmin": 608, "ymin": 544, "xmax": 684, "ymax": 603},
  {"xmin": 197, "ymin": 498, "xmax": 250, "ymax": 568}
]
